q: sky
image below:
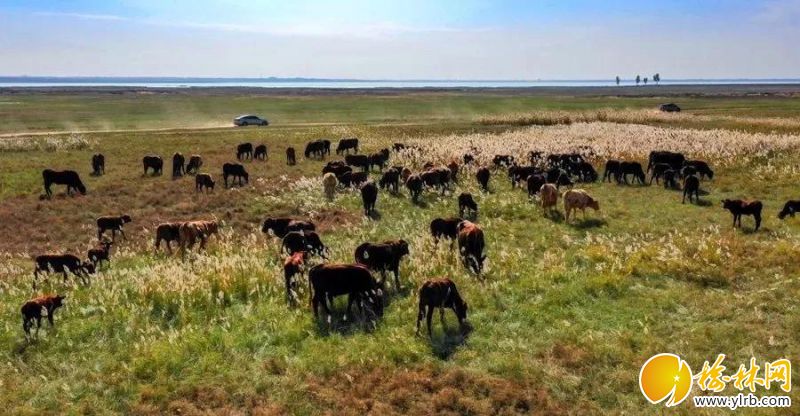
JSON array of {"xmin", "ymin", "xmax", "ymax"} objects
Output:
[{"xmin": 1, "ymin": 0, "xmax": 799, "ymax": 80}]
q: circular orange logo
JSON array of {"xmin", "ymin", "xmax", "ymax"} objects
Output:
[{"xmin": 639, "ymin": 353, "xmax": 693, "ymax": 407}]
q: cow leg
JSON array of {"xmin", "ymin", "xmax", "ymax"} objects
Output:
[
  {"xmin": 416, "ymin": 304, "xmax": 426, "ymax": 335},
  {"xmin": 35, "ymin": 316, "xmax": 42, "ymax": 336},
  {"xmin": 120, "ymin": 228, "xmax": 127, "ymax": 240},
  {"xmin": 47, "ymin": 309, "xmax": 55, "ymax": 326},
  {"xmin": 754, "ymin": 214, "xmax": 761, "ymax": 231},
  {"xmin": 439, "ymin": 307, "xmax": 447, "ymax": 330},
  {"xmin": 426, "ymin": 305, "xmax": 435, "ymax": 337},
  {"xmin": 393, "ymin": 268, "xmax": 401, "ymax": 292}
]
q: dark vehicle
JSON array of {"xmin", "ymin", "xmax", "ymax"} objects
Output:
[{"xmin": 233, "ymin": 115, "xmax": 269, "ymax": 126}]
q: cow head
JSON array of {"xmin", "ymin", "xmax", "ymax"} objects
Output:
[
  {"xmin": 121, "ymin": 214, "xmax": 132, "ymax": 223},
  {"xmin": 261, "ymin": 219, "xmax": 274, "ymax": 234}
]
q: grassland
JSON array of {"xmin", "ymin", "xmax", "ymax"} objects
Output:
[{"xmin": 1, "ymin": 88, "xmax": 799, "ymax": 415}]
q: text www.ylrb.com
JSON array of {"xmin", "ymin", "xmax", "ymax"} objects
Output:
[{"xmin": 693, "ymin": 393, "xmax": 791, "ymax": 410}]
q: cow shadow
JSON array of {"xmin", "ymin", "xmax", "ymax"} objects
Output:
[
  {"xmin": 543, "ymin": 210, "xmax": 564, "ymax": 222},
  {"xmin": 693, "ymin": 199, "xmax": 713, "ymax": 207},
  {"xmin": 428, "ymin": 324, "xmax": 472, "ymax": 360},
  {"xmin": 314, "ymin": 306, "xmax": 381, "ymax": 336},
  {"xmin": 412, "ymin": 199, "xmax": 429, "ymax": 209},
  {"xmin": 366, "ymin": 210, "xmax": 382, "ymax": 221},
  {"xmin": 569, "ymin": 218, "xmax": 607, "ymax": 229}
]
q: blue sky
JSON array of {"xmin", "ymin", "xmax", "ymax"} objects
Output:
[{"xmin": 1, "ymin": 0, "xmax": 798, "ymax": 79}]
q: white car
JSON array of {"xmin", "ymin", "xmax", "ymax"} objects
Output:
[{"xmin": 233, "ymin": 115, "xmax": 269, "ymax": 126}]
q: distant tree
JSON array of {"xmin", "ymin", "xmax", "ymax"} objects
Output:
[
  {"xmin": 643, "ymin": 77, "xmax": 648, "ymax": 85},
  {"xmin": 654, "ymin": 73, "xmax": 661, "ymax": 85},
  {"xmin": 636, "ymin": 75, "xmax": 641, "ymax": 86},
  {"xmin": 616, "ymin": 76, "xmax": 620, "ymax": 86}
]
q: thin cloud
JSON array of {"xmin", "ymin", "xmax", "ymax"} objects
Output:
[{"xmin": 33, "ymin": 11, "xmax": 127, "ymax": 21}]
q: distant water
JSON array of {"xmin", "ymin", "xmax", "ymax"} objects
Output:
[{"xmin": 1, "ymin": 77, "xmax": 800, "ymax": 88}]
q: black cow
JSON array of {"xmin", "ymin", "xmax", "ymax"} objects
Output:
[
  {"xmin": 779, "ymin": 200, "xmax": 800, "ymax": 220},
  {"xmin": 91, "ymin": 153, "xmax": 105, "ymax": 176},
  {"xmin": 546, "ymin": 168, "xmax": 573, "ymax": 188},
  {"xmin": 463, "ymin": 153, "xmax": 475, "ymax": 165},
  {"xmin": 336, "ymin": 138, "xmax": 359, "ymax": 155},
  {"xmin": 345, "ymin": 154, "xmax": 370, "ymax": 172},
  {"xmin": 574, "ymin": 161, "xmax": 598, "ymax": 182},
  {"xmin": 96, "ymin": 215, "xmax": 132, "ymax": 241},
  {"xmin": 282, "ymin": 231, "xmax": 327, "ymax": 258},
  {"xmin": 355, "ymin": 240, "xmax": 410, "ymax": 291},
  {"xmin": 648, "ymin": 151, "xmax": 685, "ymax": 172},
  {"xmin": 476, "ymin": 167, "xmax": 491, "ymax": 191},
  {"xmin": 682, "ymin": 175, "xmax": 701, "ymax": 204},
  {"xmin": 430, "ymin": 217, "xmax": 463, "ymax": 246},
  {"xmin": 222, "ymin": 163, "xmax": 249, "ymax": 187},
  {"xmin": 309, "ymin": 264, "xmax": 383, "ymax": 322},
  {"xmin": 237, "ymin": 143, "xmax": 254, "ymax": 161},
  {"xmin": 416, "ymin": 278, "xmax": 468, "ymax": 337},
  {"xmin": 33, "ymin": 254, "xmax": 95, "ymax": 287},
  {"xmin": 322, "ymin": 161, "xmax": 352, "ymax": 177},
  {"xmin": 172, "ymin": 152, "xmax": 185, "ymax": 177},
  {"xmin": 286, "ymin": 147, "xmax": 297, "ymax": 165},
  {"xmin": 261, "ymin": 218, "xmax": 315, "ymax": 239},
  {"xmin": 195, "ymin": 173, "xmax": 215, "ymax": 192},
  {"xmin": 684, "ymin": 160, "xmax": 714, "ymax": 180},
  {"xmin": 254, "ymin": 144, "xmax": 268, "ymax": 160},
  {"xmin": 527, "ymin": 174, "xmax": 546, "ymax": 197},
  {"xmin": 379, "ymin": 168, "xmax": 401, "ymax": 193},
  {"xmin": 603, "ymin": 160, "xmax": 621, "ymax": 183},
  {"xmin": 305, "ymin": 140, "xmax": 326, "ymax": 159},
  {"xmin": 360, "ymin": 181, "xmax": 378, "ymax": 216},
  {"xmin": 87, "ymin": 241, "xmax": 113, "ymax": 267},
  {"xmin": 617, "ymin": 162, "xmax": 646, "ymax": 185},
  {"xmin": 458, "ymin": 193, "xmax": 478, "ymax": 218},
  {"xmin": 649, "ymin": 163, "xmax": 672, "ymax": 185},
  {"xmin": 42, "ymin": 170, "xmax": 86, "ymax": 197},
  {"xmin": 723, "ymin": 199, "xmax": 763, "ymax": 231},
  {"xmin": 508, "ymin": 165, "xmax": 541, "ymax": 188},
  {"xmin": 369, "ymin": 149, "xmax": 390, "ymax": 171},
  {"xmin": 142, "ymin": 155, "xmax": 163, "ymax": 176},
  {"xmin": 493, "ymin": 155, "xmax": 515, "ymax": 169},
  {"xmin": 406, "ymin": 174, "xmax": 423, "ymax": 203},
  {"xmin": 186, "ymin": 155, "xmax": 203, "ymax": 174}
]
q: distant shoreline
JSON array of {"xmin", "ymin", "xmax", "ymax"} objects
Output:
[{"xmin": 2, "ymin": 83, "xmax": 800, "ymax": 97}]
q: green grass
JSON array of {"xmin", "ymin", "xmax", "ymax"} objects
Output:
[{"xmin": 1, "ymin": 92, "xmax": 799, "ymax": 415}]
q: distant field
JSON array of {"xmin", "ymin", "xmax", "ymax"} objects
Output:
[{"xmin": 1, "ymin": 89, "xmax": 799, "ymax": 415}]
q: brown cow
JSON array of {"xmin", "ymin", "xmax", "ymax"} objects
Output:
[
  {"xmin": 457, "ymin": 221, "xmax": 486, "ymax": 275},
  {"xmin": 283, "ymin": 251, "xmax": 308, "ymax": 304},
  {"xmin": 722, "ymin": 199, "xmax": 763, "ymax": 231},
  {"xmin": 416, "ymin": 278, "xmax": 468, "ymax": 337},
  {"xmin": 154, "ymin": 222, "xmax": 183, "ymax": 254},
  {"xmin": 539, "ymin": 183, "xmax": 559, "ymax": 213},
  {"xmin": 21, "ymin": 294, "xmax": 66, "ymax": 338},
  {"xmin": 179, "ymin": 220, "xmax": 219, "ymax": 253},
  {"xmin": 563, "ymin": 189, "xmax": 600, "ymax": 223}
]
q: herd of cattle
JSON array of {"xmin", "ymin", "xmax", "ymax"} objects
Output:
[{"xmin": 22, "ymin": 137, "xmax": 800, "ymax": 339}]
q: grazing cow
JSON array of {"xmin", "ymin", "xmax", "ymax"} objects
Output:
[
  {"xmin": 406, "ymin": 174, "xmax": 423, "ymax": 203},
  {"xmin": 430, "ymin": 217, "xmax": 464, "ymax": 246},
  {"xmin": 286, "ymin": 147, "xmax": 297, "ymax": 165},
  {"xmin": 154, "ymin": 222, "xmax": 182, "ymax": 254},
  {"xmin": 186, "ymin": 155, "xmax": 203, "ymax": 175},
  {"xmin": 261, "ymin": 218, "xmax": 315, "ymax": 239},
  {"xmin": 91, "ymin": 153, "xmax": 105, "ymax": 176},
  {"xmin": 476, "ymin": 167, "xmax": 491, "ymax": 191},
  {"xmin": 493, "ymin": 155, "xmax": 515, "ymax": 169},
  {"xmin": 346, "ymin": 172, "xmax": 368, "ymax": 188},
  {"xmin": 87, "ymin": 240, "xmax": 113, "ymax": 267},
  {"xmin": 539, "ymin": 183, "xmax": 559, "ymax": 213},
  {"xmin": 663, "ymin": 169, "xmax": 679, "ymax": 189},
  {"xmin": 254, "ymin": 144, "xmax": 268, "ymax": 160},
  {"xmin": 463, "ymin": 153, "xmax": 475, "ymax": 165},
  {"xmin": 369, "ymin": 149, "xmax": 390, "ymax": 171},
  {"xmin": 603, "ymin": 160, "xmax": 621, "ymax": 183},
  {"xmin": 33, "ymin": 254, "xmax": 94, "ymax": 287},
  {"xmin": 778, "ymin": 200, "xmax": 800, "ymax": 220},
  {"xmin": 527, "ymin": 174, "xmax": 546, "ymax": 197},
  {"xmin": 322, "ymin": 161, "xmax": 352, "ymax": 177},
  {"xmin": 345, "ymin": 154, "xmax": 370, "ymax": 172},
  {"xmin": 722, "ymin": 199, "xmax": 763, "ymax": 231},
  {"xmin": 416, "ymin": 278, "xmax": 468, "ymax": 337},
  {"xmin": 649, "ymin": 163, "xmax": 672, "ymax": 185},
  {"xmin": 420, "ymin": 169, "xmax": 444, "ymax": 195},
  {"xmin": 179, "ymin": 220, "xmax": 219, "ymax": 253},
  {"xmin": 379, "ymin": 168, "xmax": 401, "ymax": 193},
  {"xmin": 682, "ymin": 175, "xmax": 701, "ymax": 204},
  {"xmin": 322, "ymin": 172, "xmax": 338, "ymax": 200},
  {"xmin": 336, "ymin": 138, "xmax": 359, "ymax": 155},
  {"xmin": 96, "ymin": 215, "xmax": 132, "ymax": 241},
  {"xmin": 563, "ymin": 189, "xmax": 600, "ymax": 223},
  {"xmin": 309, "ymin": 263, "xmax": 383, "ymax": 321},
  {"xmin": 142, "ymin": 155, "xmax": 163, "ymax": 176},
  {"xmin": 574, "ymin": 162, "xmax": 598, "ymax": 183},
  {"xmin": 457, "ymin": 221, "xmax": 486, "ymax": 275},
  {"xmin": 195, "ymin": 173, "xmax": 215, "ymax": 192},
  {"xmin": 360, "ymin": 181, "xmax": 378, "ymax": 216},
  {"xmin": 172, "ymin": 152, "xmax": 185, "ymax": 177},
  {"xmin": 684, "ymin": 160, "xmax": 714, "ymax": 180},
  {"xmin": 237, "ymin": 143, "xmax": 254, "ymax": 161},
  {"xmin": 222, "ymin": 163, "xmax": 248, "ymax": 187},
  {"xmin": 43, "ymin": 169, "xmax": 86, "ymax": 197},
  {"xmin": 21, "ymin": 294, "xmax": 66, "ymax": 338},
  {"xmin": 617, "ymin": 161, "xmax": 646, "ymax": 185},
  {"xmin": 546, "ymin": 168, "xmax": 573, "ymax": 188},
  {"xmin": 354, "ymin": 240, "xmax": 410, "ymax": 291},
  {"xmin": 305, "ymin": 140, "xmax": 326, "ymax": 159},
  {"xmin": 648, "ymin": 151, "xmax": 685, "ymax": 172},
  {"xmin": 458, "ymin": 193, "xmax": 478, "ymax": 218},
  {"xmin": 281, "ymin": 231, "xmax": 327, "ymax": 257},
  {"xmin": 283, "ymin": 251, "xmax": 308, "ymax": 303},
  {"xmin": 393, "ymin": 143, "xmax": 406, "ymax": 152},
  {"xmin": 508, "ymin": 165, "xmax": 541, "ymax": 188}
]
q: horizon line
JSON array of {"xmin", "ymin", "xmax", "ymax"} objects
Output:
[{"xmin": 3, "ymin": 76, "xmax": 800, "ymax": 83}]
